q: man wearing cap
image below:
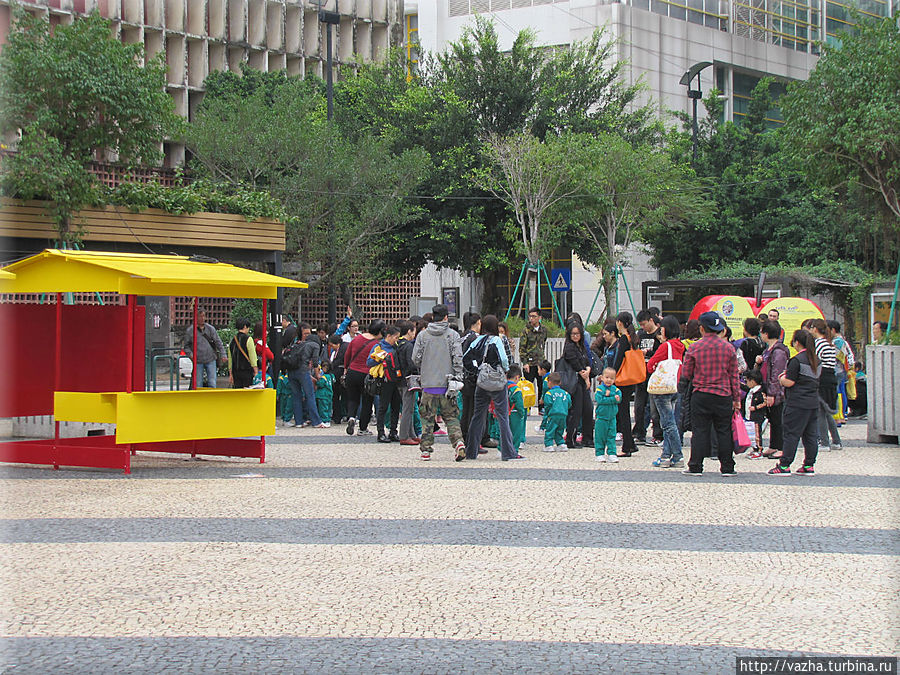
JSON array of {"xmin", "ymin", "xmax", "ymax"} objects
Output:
[{"xmin": 679, "ymin": 311, "xmax": 741, "ymax": 476}]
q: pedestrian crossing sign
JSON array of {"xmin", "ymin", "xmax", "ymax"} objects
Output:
[{"xmin": 550, "ymin": 268, "xmax": 571, "ymax": 292}]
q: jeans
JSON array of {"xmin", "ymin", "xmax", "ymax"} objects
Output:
[
  {"xmin": 467, "ymin": 386, "xmax": 516, "ymax": 460},
  {"xmin": 289, "ymin": 369, "xmax": 322, "ymax": 426},
  {"xmin": 653, "ymin": 392, "xmax": 682, "ymax": 462},
  {"xmin": 688, "ymin": 391, "xmax": 735, "ymax": 474},
  {"xmin": 781, "ymin": 405, "xmax": 819, "ymax": 467},
  {"xmin": 196, "ymin": 360, "xmax": 217, "ymax": 388}
]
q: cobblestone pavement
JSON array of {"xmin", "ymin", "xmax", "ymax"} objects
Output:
[{"xmin": 1, "ymin": 418, "xmax": 898, "ymax": 673}]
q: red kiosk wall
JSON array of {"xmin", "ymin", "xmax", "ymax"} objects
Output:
[{"xmin": 0, "ymin": 303, "xmax": 145, "ymax": 417}]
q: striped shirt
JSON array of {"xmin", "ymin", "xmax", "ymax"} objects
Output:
[{"xmin": 814, "ymin": 337, "xmax": 837, "ymax": 370}]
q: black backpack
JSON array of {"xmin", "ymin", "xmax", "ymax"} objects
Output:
[
  {"xmin": 282, "ymin": 340, "xmax": 303, "ymax": 370},
  {"xmin": 382, "ymin": 349, "xmax": 403, "ymax": 384},
  {"xmin": 462, "ymin": 335, "xmax": 488, "ymax": 383}
]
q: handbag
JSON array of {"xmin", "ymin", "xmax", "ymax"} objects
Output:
[
  {"xmin": 364, "ymin": 374, "xmax": 383, "ymax": 397},
  {"xmin": 732, "ymin": 410, "xmax": 751, "ymax": 453},
  {"xmin": 553, "ymin": 357, "xmax": 578, "ymax": 394},
  {"xmin": 647, "ymin": 342, "xmax": 680, "ymax": 395},
  {"xmin": 616, "ymin": 344, "xmax": 646, "ymax": 387},
  {"xmin": 476, "ymin": 362, "xmax": 506, "ymax": 392}
]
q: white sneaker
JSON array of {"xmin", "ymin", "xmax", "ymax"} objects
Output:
[
  {"xmin": 615, "ymin": 433, "xmax": 623, "ymax": 441},
  {"xmin": 818, "ymin": 444, "xmax": 831, "ymax": 453},
  {"xmin": 556, "ymin": 444, "xmax": 568, "ymax": 452},
  {"xmin": 832, "ymin": 443, "xmax": 842, "ymax": 451},
  {"xmin": 595, "ymin": 455, "xmax": 606, "ymax": 463},
  {"xmin": 542, "ymin": 446, "xmax": 556, "ymax": 452},
  {"xmin": 607, "ymin": 454, "xmax": 619, "ymax": 463}
]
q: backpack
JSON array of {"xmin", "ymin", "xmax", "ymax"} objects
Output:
[
  {"xmin": 462, "ymin": 335, "xmax": 489, "ymax": 382},
  {"xmin": 282, "ymin": 340, "xmax": 303, "ymax": 370},
  {"xmin": 382, "ymin": 349, "xmax": 403, "ymax": 384}
]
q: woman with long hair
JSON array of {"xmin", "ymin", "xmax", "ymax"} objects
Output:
[
  {"xmin": 563, "ymin": 321, "xmax": 594, "ymax": 449},
  {"xmin": 809, "ymin": 319, "xmax": 842, "ymax": 451},
  {"xmin": 647, "ymin": 315, "xmax": 686, "ymax": 468},
  {"xmin": 768, "ymin": 329, "xmax": 821, "ymax": 475},
  {"xmin": 343, "ymin": 319, "xmax": 385, "ymax": 436},
  {"xmin": 465, "ymin": 315, "xmax": 522, "ymax": 461},
  {"xmin": 613, "ymin": 312, "xmax": 639, "ymax": 456}
]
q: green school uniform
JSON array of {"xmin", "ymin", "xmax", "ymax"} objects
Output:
[{"xmin": 316, "ymin": 373, "xmax": 334, "ymax": 422}]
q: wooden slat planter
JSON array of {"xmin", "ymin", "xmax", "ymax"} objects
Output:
[{"xmin": 0, "ymin": 198, "xmax": 285, "ymax": 251}]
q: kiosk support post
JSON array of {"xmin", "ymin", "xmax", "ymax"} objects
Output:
[
  {"xmin": 261, "ymin": 298, "xmax": 268, "ymax": 464},
  {"xmin": 53, "ymin": 293, "xmax": 62, "ymax": 469}
]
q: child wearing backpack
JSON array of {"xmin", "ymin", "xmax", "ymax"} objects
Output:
[
  {"xmin": 542, "ymin": 372, "xmax": 572, "ymax": 452},
  {"xmin": 506, "ymin": 365, "xmax": 527, "ymax": 455},
  {"xmin": 594, "ymin": 367, "xmax": 622, "ymax": 463},
  {"xmin": 315, "ymin": 361, "xmax": 335, "ymax": 427}
]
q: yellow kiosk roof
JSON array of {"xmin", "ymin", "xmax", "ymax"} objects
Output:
[{"xmin": 0, "ymin": 249, "xmax": 306, "ymax": 299}]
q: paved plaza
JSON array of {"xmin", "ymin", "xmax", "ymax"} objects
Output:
[{"xmin": 0, "ymin": 418, "xmax": 897, "ymax": 673}]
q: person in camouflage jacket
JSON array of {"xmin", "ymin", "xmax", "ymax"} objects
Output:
[{"xmin": 521, "ymin": 308, "xmax": 549, "ymax": 411}]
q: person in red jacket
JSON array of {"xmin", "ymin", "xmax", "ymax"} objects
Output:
[
  {"xmin": 343, "ymin": 319, "xmax": 385, "ymax": 436},
  {"xmin": 647, "ymin": 315, "xmax": 686, "ymax": 468}
]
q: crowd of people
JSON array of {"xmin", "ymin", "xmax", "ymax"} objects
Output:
[{"xmin": 187, "ymin": 301, "xmax": 871, "ymax": 474}]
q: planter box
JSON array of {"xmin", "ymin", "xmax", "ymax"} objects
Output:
[
  {"xmin": 0, "ymin": 198, "xmax": 285, "ymax": 251},
  {"xmin": 867, "ymin": 345, "xmax": 900, "ymax": 444}
]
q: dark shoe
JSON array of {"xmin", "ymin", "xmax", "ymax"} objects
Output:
[
  {"xmin": 377, "ymin": 434, "xmax": 391, "ymax": 443},
  {"xmin": 681, "ymin": 469, "xmax": 703, "ymax": 476},
  {"xmin": 796, "ymin": 465, "xmax": 815, "ymax": 475},
  {"xmin": 388, "ymin": 433, "xmax": 400, "ymax": 442},
  {"xmin": 477, "ymin": 448, "xmax": 488, "ymax": 454},
  {"xmin": 481, "ymin": 439, "xmax": 498, "ymax": 448},
  {"xmin": 574, "ymin": 442, "xmax": 584, "ymax": 449},
  {"xmin": 768, "ymin": 465, "xmax": 791, "ymax": 475},
  {"xmin": 399, "ymin": 439, "xmax": 419, "ymax": 446},
  {"xmin": 617, "ymin": 451, "xmax": 633, "ymax": 457},
  {"xmin": 346, "ymin": 417, "xmax": 356, "ymax": 435}
]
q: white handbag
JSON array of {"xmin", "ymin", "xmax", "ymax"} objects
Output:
[{"xmin": 646, "ymin": 342, "xmax": 680, "ymax": 395}]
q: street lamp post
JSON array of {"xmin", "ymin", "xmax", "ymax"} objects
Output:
[
  {"xmin": 680, "ymin": 61, "xmax": 713, "ymax": 165},
  {"xmin": 317, "ymin": 1, "xmax": 340, "ymax": 325}
]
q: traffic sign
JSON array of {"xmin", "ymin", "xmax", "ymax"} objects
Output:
[{"xmin": 550, "ymin": 268, "xmax": 571, "ymax": 292}]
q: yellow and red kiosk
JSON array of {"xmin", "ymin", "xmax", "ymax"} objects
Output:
[
  {"xmin": 0, "ymin": 249, "xmax": 306, "ymax": 473},
  {"xmin": 689, "ymin": 295, "xmax": 825, "ymax": 339}
]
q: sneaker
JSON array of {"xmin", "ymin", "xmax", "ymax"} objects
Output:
[
  {"xmin": 576, "ymin": 434, "xmax": 583, "ymax": 444},
  {"xmin": 434, "ymin": 428, "xmax": 447, "ymax": 436},
  {"xmin": 670, "ymin": 458, "xmax": 684, "ymax": 468},
  {"xmin": 503, "ymin": 454, "xmax": 526, "ymax": 461},
  {"xmin": 721, "ymin": 470, "xmax": 737, "ymax": 477},
  {"xmin": 595, "ymin": 455, "xmax": 606, "ymax": 463},
  {"xmin": 652, "ymin": 456, "xmax": 672, "ymax": 468},
  {"xmin": 556, "ymin": 444, "xmax": 568, "ymax": 452},
  {"xmin": 615, "ymin": 433, "xmax": 623, "ymax": 441},
  {"xmin": 301, "ymin": 421, "xmax": 312, "ymax": 427},
  {"xmin": 420, "ymin": 451, "xmax": 431, "ymax": 461},
  {"xmin": 831, "ymin": 444, "xmax": 842, "ymax": 451},
  {"xmin": 606, "ymin": 454, "xmax": 619, "ymax": 463},
  {"xmin": 681, "ymin": 469, "xmax": 703, "ymax": 476},
  {"xmin": 645, "ymin": 439, "xmax": 663, "ymax": 447},
  {"xmin": 747, "ymin": 450, "xmax": 764, "ymax": 460},
  {"xmin": 454, "ymin": 441, "xmax": 466, "ymax": 462},
  {"xmin": 542, "ymin": 446, "xmax": 556, "ymax": 452},
  {"xmin": 768, "ymin": 465, "xmax": 792, "ymax": 475},
  {"xmin": 357, "ymin": 429, "xmax": 373, "ymax": 436},
  {"xmin": 346, "ymin": 417, "xmax": 356, "ymax": 435},
  {"xmin": 795, "ymin": 465, "xmax": 815, "ymax": 475},
  {"xmin": 313, "ymin": 423, "xmax": 329, "ymax": 429},
  {"xmin": 481, "ymin": 438, "xmax": 498, "ymax": 448},
  {"xmin": 818, "ymin": 444, "xmax": 831, "ymax": 453}
]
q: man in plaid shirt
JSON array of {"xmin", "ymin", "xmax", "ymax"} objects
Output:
[{"xmin": 680, "ymin": 311, "xmax": 741, "ymax": 476}]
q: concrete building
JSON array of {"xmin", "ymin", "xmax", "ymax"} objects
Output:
[{"xmin": 0, "ymin": 0, "xmax": 405, "ymax": 165}]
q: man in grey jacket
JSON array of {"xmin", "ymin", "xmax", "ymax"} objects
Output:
[
  {"xmin": 185, "ymin": 309, "xmax": 226, "ymax": 388},
  {"xmin": 412, "ymin": 304, "xmax": 466, "ymax": 462}
]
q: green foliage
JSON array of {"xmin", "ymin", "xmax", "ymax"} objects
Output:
[
  {"xmin": 0, "ymin": 9, "xmax": 180, "ymax": 240},
  {"xmin": 780, "ymin": 17, "xmax": 900, "ymax": 220},
  {"xmin": 231, "ymin": 299, "xmax": 263, "ymax": 326},
  {"xmin": 103, "ymin": 178, "xmax": 285, "ymax": 220},
  {"xmin": 503, "ymin": 315, "xmax": 564, "ymax": 340}
]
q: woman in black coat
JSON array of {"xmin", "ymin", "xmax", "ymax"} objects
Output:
[
  {"xmin": 563, "ymin": 322, "xmax": 594, "ymax": 448},
  {"xmin": 613, "ymin": 311, "xmax": 639, "ymax": 456}
]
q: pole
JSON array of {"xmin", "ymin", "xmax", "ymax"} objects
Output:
[
  {"xmin": 888, "ymin": 260, "xmax": 900, "ymax": 334},
  {"xmin": 191, "ymin": 298, "xmax": 198, "ymax": 390},
  {"xmin": 53, "ymin": 292, "xmax": 62, "ymax": 469},
  {"xmin": 618, "ymin": 265, "xmax": 638, "ymax": 317},
  {"xmin": 505, "ymin": 260, "xmax": 529, "ymax": 322},
  {"xmin": 323, "ymin": 7, "xmax": 337, "ymax": 326},
  {"xmin": 585, "ymin": 284, "xmax": 604, "ymax": 327},
  {"xmin": 692, "ymin": 93, "xmax": 699, "ymax": 165}
]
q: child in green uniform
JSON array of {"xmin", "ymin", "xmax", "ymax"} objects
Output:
[
  {"xmin": 542, "ymin": 372, "xmax": 572, "ymax": 452},
  {"xmin": 505, "ymin": 365, "xmax": 527, "ymax": 455},
  {"xmin": 315, "ymin": 361, "xmax": 335, "ymax": 425},
  {"xmin": 594, "ymin": 367, "xmax": 622, "ymax": 463}
]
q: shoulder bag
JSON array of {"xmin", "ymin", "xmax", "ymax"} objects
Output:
[
  {"xmin": 646, "ymin": 342, "xmax": 680, "ymax": 395},
  {"xmin": 476, "ymin": 338, "xmax": 507, "ymax": 392},
  {"xmin": 616, "ymin": 343, "xmax": 647, "ymax": 387}
]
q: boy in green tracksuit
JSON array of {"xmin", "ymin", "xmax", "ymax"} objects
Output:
[
  {"xmin": 314, "ymin": 361, "xmax": 335, "ymax": 425},
  {"xmin": 542, "ymin": 372, "xmax": 572, "ymax": 452},
  {"xmin": 594, "ymin": 367, "xmax": 622, "ymax": 463},
  {"xmin": 504, "ymin": 365, "xmax": 527, "ymax": 454}
]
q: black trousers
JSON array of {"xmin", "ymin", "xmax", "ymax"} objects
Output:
[
  {"xmin": 566, "ymin": 379, "xmax": 594, "ymax": 447},
  {"xmin": 232, "ymin": 369, "xmax": 253, "ymax": 388},
  {"xmin": 616, "ymin": 384, "xmax": 636, "ymax": 452},
  {"xmin": 344, "ymin": 369, "xmax": 374, "ymax": 431},
  {"xmin": 460, "ymin": 380, "xmax": 488, "ymax": 443},
  {"xmin": 780, "ymin": 405, "xmax": 819, "ymax": 467},
  {"xmin": 766, "ymin": 402, "xmax": 784, "ymax": 451},
  {"xmin": 331, "ymin": 376, "xmax": 345, "ymax": 423},
  {"xmin": 524, "ymin": 364, "xmax": 544, "ymax": 410},
  {"xmin": 688, "ymin": 391, "xmax": 735, "ymax": 473},
  {"xmin": 632, "ymin": 380, "xmax": 662, "ymax": 441},
  {"xmin": 376, "ymin": 381, "xmax": 402, "ymax": 436}
]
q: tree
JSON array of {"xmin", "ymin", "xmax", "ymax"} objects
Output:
[
  {"xmin": 780, "ymin": 17, "xmax": 900, "ymax": 220},
  {"xmin": 475, "ymin": 132, "xmax": 578, "ymax": 314},
  {"xmin": 0, "ymin": 10, "xmax": 180, "ymax": 240},
  {"xmin": 567, "ymin": 133, "xmax": 710, "ymax": 319}
]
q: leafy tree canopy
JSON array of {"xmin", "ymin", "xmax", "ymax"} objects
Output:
[{"xmin": 0, "ymin": 9, "xmax": 180, "ymax": 239}]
